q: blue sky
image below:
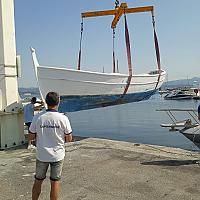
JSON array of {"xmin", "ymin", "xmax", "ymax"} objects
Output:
[{"xmin": 14, "ymin": 0, "xmax": 200, "ymax": 87}]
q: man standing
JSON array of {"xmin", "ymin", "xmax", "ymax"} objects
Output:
[
  {"xmin": 24, "ymin": 97, "xmax": 36, "ymax": 149},
  {"xmin": 29, "ymin": 92, "xmax": 73, "ymax": 200}
]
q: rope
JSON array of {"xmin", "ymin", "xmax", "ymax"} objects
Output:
[{"xmin": 77, "ymin": 18, "xmax": 84, "ymax": 70}]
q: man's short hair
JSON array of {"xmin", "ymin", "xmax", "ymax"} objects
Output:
[
  {"xmin": 31, "ymin": 97, "xmax": 37, "ymax": 104},
  {"xmin": 45, "ymin": 92, "xmax": 60, "ymax": 106}
]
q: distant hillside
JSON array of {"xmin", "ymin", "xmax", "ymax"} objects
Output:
[
  {"xmin": 19, "ymin": 87, "xmax": 40, "ymax": 99},
  {"xmin": 19, "ymin": 87, "xmax": 39, "ymax": 93},
  {"xmin": 162, "ymin": 77, "xmax": 200, "ymax": 89}
]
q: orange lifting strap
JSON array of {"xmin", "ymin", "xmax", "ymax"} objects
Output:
[{"xmin": 120, "ymin": 13, "xmax": 132, "ymax": 99}]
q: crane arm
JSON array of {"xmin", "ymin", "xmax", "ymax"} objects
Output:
[
  {"xmin": 81, "ymin": 3, "xmax": 154, "ymax": 28},
  {"xmin": 82, "ymin": 9, "xmax": 116, "ymax": 18}
]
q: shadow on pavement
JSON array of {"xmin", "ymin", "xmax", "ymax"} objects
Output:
[{"xmin": 141, "ymin": 159, "xmax": 199, "ymax": 166}]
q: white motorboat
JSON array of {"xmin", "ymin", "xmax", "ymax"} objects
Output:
[{"xmin": 164, "ymin": 91, "xmax": 193, "ymax": 100}]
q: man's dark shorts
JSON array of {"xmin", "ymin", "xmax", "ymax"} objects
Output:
[
  {"xmin": 25, "ymin": 122, "xmax": 31, "ymax": 133},
  {"xmin": 35, "ymin": 159, "xmax": 64, "ymax": 181}
]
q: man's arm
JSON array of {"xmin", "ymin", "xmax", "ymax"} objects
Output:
[{"xmin": 65, "ymin": 133, "xmax": 73, "ymax": 142}]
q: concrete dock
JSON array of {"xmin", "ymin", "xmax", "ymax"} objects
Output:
[{"xmin": 0, "ymin": 137, "xmax": 200, "ymax": 200}]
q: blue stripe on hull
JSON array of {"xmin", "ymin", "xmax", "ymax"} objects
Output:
[{"xmin": 59, "ymin": 90, "xmax": 157, "ymax": 112}]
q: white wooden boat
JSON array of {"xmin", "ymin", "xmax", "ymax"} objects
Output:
[{"xmin": 31, "ymin": 48, "xmax": 166, "ymax": 112}]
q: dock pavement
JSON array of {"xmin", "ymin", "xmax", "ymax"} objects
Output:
[{"xmin": 0, "ymin": 137, "xmax": 200, "ymax": 200}]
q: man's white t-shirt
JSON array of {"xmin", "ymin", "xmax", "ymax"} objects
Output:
[
  {"xmin": 24, "ymin": 103, "xmax": 34, "ymax": 123},
  {"xmin": 29, "ymin": 109, "xmax": 72, "ymax": 162}
]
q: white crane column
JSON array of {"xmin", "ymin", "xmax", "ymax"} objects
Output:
[
  {"xmin": 0, "ymin": 0, "xmax": 19, "ymax": 110},
  {"xmin": 0, "ymin": 0, "xmax": 24, "ymax": 149}
]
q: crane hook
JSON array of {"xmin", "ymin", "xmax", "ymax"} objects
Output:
[{"xmin": 115, "ymin": 0, "xmax": 120, "ymax": 9}]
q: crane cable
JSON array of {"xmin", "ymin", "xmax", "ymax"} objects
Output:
[
  {"xmin": 77, "ymin": 18, "xmax": 84, "ymax": 70},
  {"xmin": 112, "ymin": 28, "xmax": 116, "ymax": 73},
  {"xmin": 115, "ymin": 0, "xmax": 120, "ymax": 8},
  {"xmin": 112, "ymin": 0, "xmax": 120, "ymax": 73}
]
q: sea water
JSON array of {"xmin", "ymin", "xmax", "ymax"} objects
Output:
[
  {"xmin": 19, "ymin": 90, "xmax": 200, "ymax": 151},
  {"xmin": 67, "ymin": 94, "xmax": 200, "ymax": 151}
]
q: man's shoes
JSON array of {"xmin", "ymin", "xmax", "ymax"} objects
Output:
[{"xmin": 27, "ymin": 144, "xmax": 36, "ymax": 150}]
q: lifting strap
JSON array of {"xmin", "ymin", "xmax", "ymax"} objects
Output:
[
  {"xmin": 112, "ymin": 28, "xmax": 116, "ymax": 73},
  {"xmin": 120, "ymin": 13, "xmax": 132, "ymax": 99},
  {"xmin": 152, "ymin": 12, "xmax": 161, "ymax": 89},
  {"xmin": 77, "ymin": 18, "xmax": 84, "ymax": 70}
]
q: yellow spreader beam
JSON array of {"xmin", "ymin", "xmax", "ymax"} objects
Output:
[{"xmin": 82, "ymin": 3, "xmax": 153, "ymax": 28}]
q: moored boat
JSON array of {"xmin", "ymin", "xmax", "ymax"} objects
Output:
[
  {"xmin": 180, "ymin": 126, "xmax": 200, "ymax": 149},
  {"xmin": 158, "ymin": 108, "xmax": 200, "ymax": 149},
  {"xmin": 164, "ymin": 91, "xmax": 193, "ymax": 100}
]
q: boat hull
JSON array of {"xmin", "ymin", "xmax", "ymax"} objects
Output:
[
  {"xmin": 59, "ymin": 89, "xmax": 157, "ymax": 112},
  {"xmin": 180, "ymin": 126, "xmax": 200, "ymax": 149},
  {"xmin": 36, "ymin": 66, "xmax": 165, "ymax": 112}
]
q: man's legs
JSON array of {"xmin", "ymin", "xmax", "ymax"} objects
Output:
[
  {"xmin": 50, "ymin": 180, "xmax": 60, "ymax": 200},
  {"xmin": 26, "ymin": 122, "xmax": 34, "ymax": 148},
  {"xmin": 32, "ymin": 179, "xmax": 43, "ymax": 200},
  {"xmin": 50, "ymin": 160, "xmax": 64, "ymax": 200},
  {"xmin": 28, "ymin": 132, "xmax": 32, "ymax": 147},
  {"xmin": 32, "ymin": 160, "xmax": 49, "ymax": 200}
]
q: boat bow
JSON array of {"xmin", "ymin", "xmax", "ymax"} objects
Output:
[{"xmin": 30, "ymin": 47, "xmax": 45, "ymax": 103}]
